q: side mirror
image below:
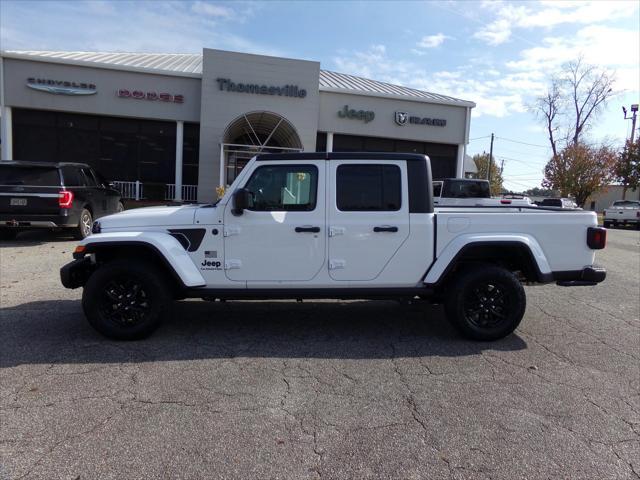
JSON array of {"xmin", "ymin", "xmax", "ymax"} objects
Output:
[{"xmin": 232, "ymin": 188, "xmax": 252, "ymax": 215}]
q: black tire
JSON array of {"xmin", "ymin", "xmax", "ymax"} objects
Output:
[
  {"xmin": 444, "ymin": 265, "xmax": 526, "ymax": 341},
  {"xmin": 0, "ymin": 229, "xmax": 18, "ymax": 241},
  {"xmin": 117, "ymin": 201, "xmax": 125, "ymax": 213},
  {"xmin": 75, "ymin": 208, "xmax": 93, "ymax": 239},
  {"xmin": 603, "ymin": 221, "xmax": 611, "ymax": 228},
  {"xmin": 82, "ymin": 260, "xmax": 172, "ymax": 340}
]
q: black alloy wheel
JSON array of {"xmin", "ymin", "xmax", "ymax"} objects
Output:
[
  {"xmin": 82, "ymin": 260, "xmax": 172, "ymax": 340},
  {"xmin": 444, "ymin": 265, "xmax": 526, "ymax": 341},
  {"xmin": 100, "ymin": 276, "xmax": 150, "ymax": 328}
]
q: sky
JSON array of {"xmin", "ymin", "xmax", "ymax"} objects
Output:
[{"xmin": 1, "ymin": 0, "xmax": 638, "ymax": 191}]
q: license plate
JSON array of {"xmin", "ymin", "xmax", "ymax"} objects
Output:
[{"xmin": 10, "ymin": 198, "xmax": 27, "ymax": 206}]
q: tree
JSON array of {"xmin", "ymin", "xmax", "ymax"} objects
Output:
[
  {"xmin": 613, "ymin": 139, "xmax": 640, "ymax": 199},
  {"xmin": 542, "ymin": 143, "xmax": 616, "ymax": 207},
  {"xmin": 533, "ymin": 57, "xmax": 616, "ymax": 149},
  {"xmin": 472, "ymin": 152, "xmax": 503, "ymax": 194}
]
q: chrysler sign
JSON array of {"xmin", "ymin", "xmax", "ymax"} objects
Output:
[
  {"xmin": 26, "ymin": 78, "xmax": 96, "ymax": 95},
  {"xmin": 395, "ymin": 111, "xmax": 446, "ymax": 127}
]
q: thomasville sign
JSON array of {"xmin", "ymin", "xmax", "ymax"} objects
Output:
[{"xmin": 216, "ymin": 78, "xmax": 307, "ymax": 98}]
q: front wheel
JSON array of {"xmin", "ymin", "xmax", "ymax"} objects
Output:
[
  {"xmin": 82, "ymin": 260, "xmax": 172, "ymax": 340},
  {"xmin": 444, "ymin": 265, "xmax": 526, "ymax": 341}
]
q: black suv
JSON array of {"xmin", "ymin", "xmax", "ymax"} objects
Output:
[{"xmin": 0, "ymin": 161, "xmax": 123, "ymax": 240}]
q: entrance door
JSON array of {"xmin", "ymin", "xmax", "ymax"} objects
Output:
[
  {"xmin": 223, "ymin": 161, "xmax": 326, "ymax": 282},
  {"xmin": 328, "ymin": 160, "xmax": 410, "ymax": 281}
]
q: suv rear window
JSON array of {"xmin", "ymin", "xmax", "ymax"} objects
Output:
[
  {"xmin": 541, "ymin": 199, "xmax": 562, "ymax": 207},
  {"xmin": 442, "ymin": 180, "xmax": 490, "ymax": 198},
  {"xmin": 0, "ymin": 166, "xmax": 61, "ymax": 186},
  {"xmin": 612, "ymin": 200, "xmax": 640, "ymax": 207}
]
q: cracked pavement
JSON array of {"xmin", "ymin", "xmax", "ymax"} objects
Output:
[{"xmin": 1, "ymin": 228, "xmax": 639, "ymax": 479}]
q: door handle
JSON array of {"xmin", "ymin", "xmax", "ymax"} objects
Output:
[
  {"xmin": 295, "ymin": 226, "xmax": 321, "ymax": 233},
  {"xmin": 373, "ymin": 226, "xmax": 398, "ymax": 233}
]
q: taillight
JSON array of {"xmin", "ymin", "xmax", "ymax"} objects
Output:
[
  {"xmin": 587, "ymin": 227, "xmax": 606, "ymax": 250},
  {"xmin": 58, "ymin": 190, "xmax": 74, "ymax": 208},
  {"xmin": 500, "ymin": 199, "xmax": 511, "ymax": 204}
]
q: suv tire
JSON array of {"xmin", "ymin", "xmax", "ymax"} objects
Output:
[
  {"xmin": 444, "ymin": 265, "xmax": 526, "ymax": 341},
  {"xmin": 82, "ymin": 260, "xmax": 172, "ymax": 340},
  {"xmin": 75, "ymin": 208, "xmax": 93, "ymax": 239}
]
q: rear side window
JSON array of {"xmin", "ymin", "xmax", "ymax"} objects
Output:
[
  {"xmin": 337, "ymin": 164, "xmax": 401, "ymax": 211},
  {"xmin": 433, "ymin": 182, "xmax": 442, "ymax": 197},
  {"xmin": 80, "ymin": 168, "xmax": 98, "ymax": 187},
  {"xmin": 61, "ymin": 167, "xmax": 85, "ymax": 186},
  {"xmin": 442, "ymin": 180, "xmax": 490, "ymax": 198},
  {"xmin": 0, "ymin": 166, "xmax": 60, "ymax": 186}
]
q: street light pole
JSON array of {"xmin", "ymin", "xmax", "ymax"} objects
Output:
[{"xmin": 488, "ymin": 133, "xmax": 494, "ymax": 192}]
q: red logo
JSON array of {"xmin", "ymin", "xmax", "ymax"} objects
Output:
[{"xmin": 117, "ymin": 89, "xmax": 184, "ymax": 103}]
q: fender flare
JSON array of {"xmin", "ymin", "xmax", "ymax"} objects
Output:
[
  {"xmin": 78, "ymin": 231, "xmax": 206, "ymax": 288},
  {"xmin": 423, "ymin": 234, "xmax": 552, "ymax": 285}
]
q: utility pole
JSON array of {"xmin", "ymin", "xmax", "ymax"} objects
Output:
[
  {"xmin": 623, "ymin": 104, "xmax": 638, "ymax": 143},
  {"xmin": 488, "ymin": 133, "xmax": 494, "ymax": 192}
]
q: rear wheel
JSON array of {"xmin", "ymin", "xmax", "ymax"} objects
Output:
[
  {"xmin": 444, "ymin": 265, "xmax": 526, "ymax": 341},
  {"xmin": 82, "ymin": 260, "xmax": 172, "ymax": 340},
  {"xmin": 75, "ymin": 208, "xmax": 93, "ymax": 239},
  {"xmin": 603, "ymin": 221, "xmax": 611, "ymax": 228}
]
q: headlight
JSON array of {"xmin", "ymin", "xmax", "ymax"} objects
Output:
[{"xmin": 91, "ymin": 221, "xmax": 101, "ymax": 234}]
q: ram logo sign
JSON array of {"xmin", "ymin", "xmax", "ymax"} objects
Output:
[{"xmin": 394, "ymin": 111, "xmax": 408, "ymax": 126}]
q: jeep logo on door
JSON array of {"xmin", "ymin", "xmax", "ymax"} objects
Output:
[{"xmin": 395, "ymin": 111, "xmax": 408, "ymax": 126}]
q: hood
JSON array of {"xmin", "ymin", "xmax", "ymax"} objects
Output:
[{"xmin": 98, "ymin": 205, "xmax": 200, "ymax": 229}]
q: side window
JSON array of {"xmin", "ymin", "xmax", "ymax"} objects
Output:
[
  {"xmin": 336, "ymin": 164, "xmax": 401, "ymax": 211},
  {"xmin": 244, "ymin": 165, "xmax": 318, "ymax": 211},
  {"xmin": 61, "ymin": 167, "xmax": 84, "ymax": 187},
  {"xmin": 433, "ymin": 182, "xmax": 442, "ymax": 197},
  {"xmin": 80, "ymin": 168, "xmax": 98, "ymax": 187}
]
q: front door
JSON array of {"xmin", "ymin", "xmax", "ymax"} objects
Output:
[
  {"xmin": 223, "ymin": 161, "xmax": 326, "ymax": 282},
  {"xmin": 328, "ymin": 160, "xmax": 410, "ymax": 281}
]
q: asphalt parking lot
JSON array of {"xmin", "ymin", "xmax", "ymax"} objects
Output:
[{"xmin": 1, "ymin": 228, "xmax": 639, "ymax": 480}]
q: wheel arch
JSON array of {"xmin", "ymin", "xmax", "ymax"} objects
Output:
[
  {"xmin": 424, "ymin": 238, "xmax": 553, "ymax": 286},
  {"xmin": 77, "ymin": 233, "xmax": 206, "ymax": 290}
]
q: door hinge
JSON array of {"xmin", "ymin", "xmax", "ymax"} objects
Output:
[
  {"xmin": 329, "ymin": 259, "xmax": 346, "ymax": 270},
  {"xmin": 329, "ymin": 226, "xmax": 346, "ymax": 237},
  {"xmin": 224, "ymin": 226, "xmax": 242, "ymax": 237},
  {"xmin": 224, "ymin": 259, "xmax": 242, "ymax": 270}
]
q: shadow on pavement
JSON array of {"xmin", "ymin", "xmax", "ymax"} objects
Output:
[
  {"xmin": 0, "ymin": 229, "xmax": 77, "ymax": 247},
  {"xmin": 1, "ymin": 299, "xmax": 527, "ymax": 367}
]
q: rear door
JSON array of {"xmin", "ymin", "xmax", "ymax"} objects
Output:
[
  {"xmin": 79, "ymin": 167, "xmax": 106, "ymax": 217},
  {"xmin": 0, "ymin": 165, "xmax": 61, "ymax": 215},
  {"xmin": 328, "ymin": 160, "xmax": 410, "ymax": 281}
]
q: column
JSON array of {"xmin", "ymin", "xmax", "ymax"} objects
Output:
[
  {"xmin": 456, "ymin": 144, "xmax": 465, "ymax": 178},
  {"xmin": 174, "ymin": 120, "xmax": 184, "ymax": 202},
  {"xmin": 326, "ymin": 132, "xmax": 334, "ymax": 152},
  {"xmin": 1, "ymin": 106, "xmax": 13, "ymax": 161}
]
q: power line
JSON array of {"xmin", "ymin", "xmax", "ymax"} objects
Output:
[
  {"xmin": 495, "ymin": 136, "xmax": 550, "ymax": 149},
  {"xmin": 469, "ymin": 135, "xmax": 492, "ymax": 142}
]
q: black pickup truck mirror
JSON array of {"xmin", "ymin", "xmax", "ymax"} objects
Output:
[{"xmin": 232, "ymin": 188, "xmax": 252, "ymax": 215}]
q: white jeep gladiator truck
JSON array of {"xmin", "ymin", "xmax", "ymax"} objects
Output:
[{"xmin": 61, "ymin": 153, "xmax": 607, "ymax": 341}]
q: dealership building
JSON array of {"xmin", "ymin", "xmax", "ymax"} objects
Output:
[{"xmin": 0, "ymin": 48, "xmax": 475, "ymax": 202}]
